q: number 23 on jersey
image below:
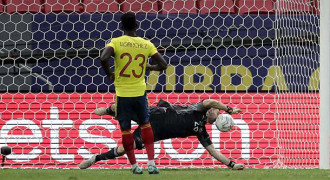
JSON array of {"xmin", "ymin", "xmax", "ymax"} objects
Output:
[{"xmin": 119, "ymin": 52, "xmax": 146, "ymax": 78}]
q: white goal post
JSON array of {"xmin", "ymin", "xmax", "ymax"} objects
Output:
[{"xmin": 319, "ymin": 0, "xmax": 330, "ymax": 170}]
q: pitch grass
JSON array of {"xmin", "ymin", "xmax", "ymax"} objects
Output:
[{"xmin": 1, "ymin": 169, "xmax": 330, "ymax": 180}]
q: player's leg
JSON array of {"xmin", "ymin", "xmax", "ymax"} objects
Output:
[
  {"xmin": 94, "ymin": 138, "xmax": 141, "ymax": 162},
  {"xmin": 93, "ymin": 127, "xmax": 148, "ymax": 163},
  {"xmin": 95, "ymin": 147, "xmax": 123, "ymax": 161},
  {"xmin": 78, "ymin": 154, "xmax": 97, "ymax": 169},
  {"xmin": 78, "ymin": 147, "xmax": 122, "ymax": 169},
  {"xmin": 79, "ymin": 144, "xmax": 137, "ymax": 169},
  {"xmin": 135, "ymin": 94, "xmax": 159, "ymax": 174},
  {"xmin": 79, "ymin": 127, "xmax": 146, "ymax": 169},
  {"xmin": 117, "ymin": 96, "xmax": 142, "ymax": 174},
  {"xmin": 140, "ymin": 123, "xmax": 159, "ymax": 174}
]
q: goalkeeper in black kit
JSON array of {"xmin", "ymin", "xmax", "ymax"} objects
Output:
[{"xmin": 79, "ymin": 99, "xmax": 245, "ymax": 170}]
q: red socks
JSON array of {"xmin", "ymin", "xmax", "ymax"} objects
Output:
[
  {"xmin": 122, "ymin": 123, "xmax": 155, "ymax": 165},
  {"xmin": 121, "ymin": 130, "xmax": 136, "ymax": 165},
  {"xmin": 141, "ymin": 123, "xmax": 155, "ymax": 161}
]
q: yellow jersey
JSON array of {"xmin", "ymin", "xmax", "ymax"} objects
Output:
[{"xmin": 106, "ymin": 35, "xmax": 158, "ymax": 97}]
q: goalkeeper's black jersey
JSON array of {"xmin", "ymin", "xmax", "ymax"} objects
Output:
[{"xmin": 108, "ymin": 99, "xmax": 213, "ymax": 147}]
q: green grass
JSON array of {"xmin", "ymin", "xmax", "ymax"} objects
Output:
[{"xmin": 1, "ymin": 169, "xmax": 330, "ymax": 180}]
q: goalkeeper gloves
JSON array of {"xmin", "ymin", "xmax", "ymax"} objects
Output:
[
  {"xmin": 225, "ymin": 106, "xmax": 233, "ymax": 114},
  {"xmin": 225, "ymin": 106, "xmax": 243, "ymax": 115},
  {"xmin": 227, "ymin": 161, "xmax": 245, "ymax": 170}
]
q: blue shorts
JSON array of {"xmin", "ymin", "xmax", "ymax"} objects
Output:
[{"xmin": 115, "ymin": 94, "xmax": 150, "ymax": 130}]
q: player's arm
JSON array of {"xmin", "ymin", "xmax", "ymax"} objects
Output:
[
  {"xmin": 202, "ymin": 99, "xmax": 229, "ymax": 111},
  {"xmin": 198, "ymin": 133, "xmax": 243, "ymax": 170},
  {"xmin": 147, "ymin": 52, "xmax": 167, "ymax": 71},
  {"xmin": 100, "ymin": 46, "xmax": 115, "ymax": 82},
  {"xmin": 205, "ymin": 144, "xmax": 230, "ymax": 165},
  {"xmin": 202, "ymin": 99, "xmax": 241, "ymax": 114},
  {"xmin": 197, "ymin": 132, "xmax": 221, "ymax": 161},
  {"xmin": 205, "ymin": 144, "xmax": 245, "ymax": 170}
]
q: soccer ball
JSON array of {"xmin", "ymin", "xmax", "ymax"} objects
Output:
[{"xmin": 215, "ymin": 114, "xmax": 235, "ymax": 132}]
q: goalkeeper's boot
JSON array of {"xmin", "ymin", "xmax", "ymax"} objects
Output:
[
  {"xmin": 94, "ymin": 108, "xmax": 109, "ymax": 116},
  {"xmin": 148, "ymin": 165, "xmax": 160, "ymax": 174},
  {"xmin": 232, "ymin": 163, "xmax": 245, "ymax": 170},
  {"xmin": 132, "ymin": 166, "xmax": 143, "ymax": 174},
  {"xmin": 226, "ymin": 107, "xmax": 242, "ymax": 115},
  {"xmin": 79, "ymin": 154, "xmax": 97, "ymax": 169}
]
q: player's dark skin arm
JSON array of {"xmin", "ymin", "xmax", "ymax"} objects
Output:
[
  {"xmin": 146, "ymin": 53, "xmax": 167, "ymax": 71},
  {"xmin": 100, "ymin": 46, "xmax": 115, "ymax": 82}
]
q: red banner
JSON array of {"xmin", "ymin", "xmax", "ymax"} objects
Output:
[{"xmin": 0, "ymin": 93, "xmax": 319, "ymax": 168}]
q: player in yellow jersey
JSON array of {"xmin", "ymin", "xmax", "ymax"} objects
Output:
[{"xmin": 99, "ymin": 12, "xmax": 167, "ymax": 174}]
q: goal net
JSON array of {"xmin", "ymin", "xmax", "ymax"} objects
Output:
[
  {"xmin": 0, "ymin": 0, "xmax": 320, "ymax": 169},
  {"xmin": 274, "ymin": 0, "xmax": 320, "ymax": 168}
]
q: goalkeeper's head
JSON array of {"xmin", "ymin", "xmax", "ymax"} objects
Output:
[
  {"xmin": 206, "ymin": 108, "xmax": 220, "ymax": 124},
  {"xmin": 121, "ymin": 12, "xmax": 138, "ymax": 32}
]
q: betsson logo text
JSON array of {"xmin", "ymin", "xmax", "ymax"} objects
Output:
[{"xmin": 0, "ymin": 107, "xmax": 250, "ymax": 162}]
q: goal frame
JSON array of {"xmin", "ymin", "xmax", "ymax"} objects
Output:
[{"xmin": 319, "ymin": 0, "xmax": 330, "ymax": 170}]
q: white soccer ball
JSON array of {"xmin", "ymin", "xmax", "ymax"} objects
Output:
[{"xmin": 215, "ymin": 114, "xmax": 235, "ymax": 132}]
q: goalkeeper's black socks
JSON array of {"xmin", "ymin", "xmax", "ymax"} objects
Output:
[
  {"xmin": 95, "ymin": 147, "xmax": 119, "ymax": 162},
  {"xmin": 227, "ymin": 161, "xmax": 236, "ymax": 168}
]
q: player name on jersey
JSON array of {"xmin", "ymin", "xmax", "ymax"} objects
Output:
[{"xmin": 119, "ymin": 42, "xmax": 149, "ymax": 49}]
